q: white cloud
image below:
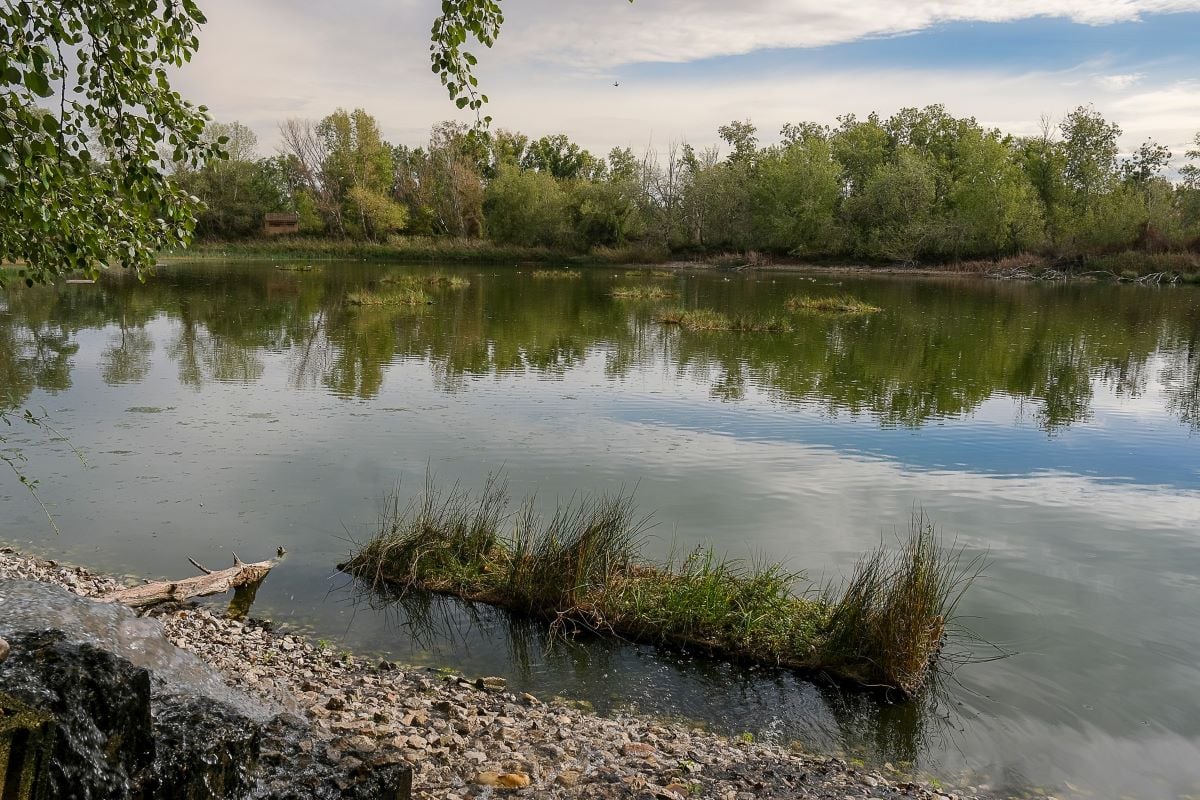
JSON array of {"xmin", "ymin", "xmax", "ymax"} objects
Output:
[
  {"xmin": 1096, "ymin": 72, "xmax": 1145, "ymax": 90},
  {"xmin": 500, "ymin": 0, "xmax": 1200, "ymax": 68},
  {"xmin": 171, "ymin": 0, "xmax": 1200, "ymax": 161}
]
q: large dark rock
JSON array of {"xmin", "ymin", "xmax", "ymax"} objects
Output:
[
  {"xmin": 0, "ymin": 630, "xmax": 155, "ymax": 799},
  {"xmin": 148, "ymin": 696, "xmax": 262, "ymax": 800},
  {"xmin": 0, "ymin": 581, "xmax": 411, "ymax": 800},
  {"xmin": 0, "ymin": 690, "xmax": 54, "ymax": 800}
]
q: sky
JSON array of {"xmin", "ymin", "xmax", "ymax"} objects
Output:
[{"xmin": 173, "ymin": 0, "xmax": 1200, "ymax": 165}]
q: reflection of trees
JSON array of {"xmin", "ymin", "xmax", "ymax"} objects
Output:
[
  {"xmin": 2, "ymin": 266, "xmax": 1200, "ymax": 432},
  {"xmin": 100, "ymin": 318, "xmax": 154, "ymax": 385},
  {"xmin": 0, "ymin": 290, "xmax": 79, "ymax": 404},
  {"xmin": 1163, "ymin": 334, "xmax": 1200, "ymax": 429}
]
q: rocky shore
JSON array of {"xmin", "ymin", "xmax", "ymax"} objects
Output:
[{"xmin": 0, "ymin": 548, "xmax": 983, "ymax": 800}]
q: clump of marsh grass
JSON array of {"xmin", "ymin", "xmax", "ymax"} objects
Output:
[
  {"xmin": 531, "ymin": 269, "xmax": 582, "ymax": 279},
  {"xmin": 621, "ymin": 269, "xmax": 675, "ymax": 279},
  {"xmin": 503, "ymin": 492, "xmax": 646, "ymax": 617},
  {"xmin": 657, "ymin": 309, "xmax": 793, "ymax": 333},
  {"xmin": 785, "ymin": 295, "xmax": 881, "ymax": 315},
  {"xmin": 346, "ymin": 287, "xmax": 431, "ymax": 307},
  {"xmin": 381, "ymin": 272, "xmax": 470, "ymax": 289},
  {"xmin": 611, "ymin": 285, "xmax": 677, "ymax": 301},
  {"xmin": 343, "ymin": 477, "xmax": 977, "ymax": 696},
  {"xmin": 347, "ymin": 474, "xmax": 508, "ymax": 594},
  {"xmin": 821, "ymin": 513, "xmax": 980, "ymax": 695}
]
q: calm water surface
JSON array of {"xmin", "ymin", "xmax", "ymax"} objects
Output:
[{"xmin": 2, "ymin": 261, "xmax": 1198, "ymax": 798}]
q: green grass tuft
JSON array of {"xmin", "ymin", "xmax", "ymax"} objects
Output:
[
  {"xmin": 343, "ymin": 477, "xmax": 975, "ymax": 696},
  {"xmin": 531, "ymin": 269, "xmax": 582, "ymax": 279},
  {"xmin": 785, "ymin": 295, "xmax": 881, "ymax": 315},
  {"xmin": 611, "ymin": 285, "xmax": 677, "ymax": 301},
  {"xmin": 656, "ymin": 309, "xmax": 793, "ymax": 333},
  {"xmin": 380, "ymin": 272, "xmax": 470, "ymax": 289},
  {"xmin": 346, "ymin": 287, "xmax": 431, "ymax": 307}
]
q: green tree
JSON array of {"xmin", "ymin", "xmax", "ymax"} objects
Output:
[
  {"xmin": 1059, "ymin": 106, "xmax": 1121, "ymax": 210},
  {"xmin": 717, "ymin": 120, "xmax": 759, "ymax": 164},
  {"xmin": 946, "ymin": 128, "xmax": 1044, "ymax": 257},
  {"xmin": 1182, "ymin": 133, "xmax": 1200, "ymax": 190},
  {"xmin": 846, "ymin": 149, "xmax": 940, "ymax": 262},
  {"xmin": 751, "ymin": 138, "xmax": 842, "ymax": 254},
  {"xmin": 522, "ymin": 134, "xmax": 604, "ymax": 181},
  {"xmin": 484, "ymin": 168, "xmax": 570, "ymax": 247},
  {"xmin": 174, "ymin": 122, "xmax": 288, "ymax": 238},
  {"xmin": 831, "ymin": 113, "xmax": 892, "ymax": 195},
  {"xmin": 1018, "ymin": 118, "xmax": 1071, "ymax": 248},
  {"xmin": 0, "ymin": 0, "xmax": 220, "ymax": 286}
]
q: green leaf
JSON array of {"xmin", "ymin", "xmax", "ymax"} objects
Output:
[{"xmin": 24, "ymin": 71, "xmax": 54, "ymax": 98}]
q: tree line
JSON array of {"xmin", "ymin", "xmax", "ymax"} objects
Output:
[{"xmin": 175, "ymin": 105, "xmax": 1200, "ymax": 263}]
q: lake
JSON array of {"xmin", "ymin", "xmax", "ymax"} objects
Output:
[{"xmin": 2, "ymin": 261, "xmax": 1198, "ymax": 798}]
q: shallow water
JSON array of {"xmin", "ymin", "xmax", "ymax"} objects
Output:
[{"xmin": 2, "ymin": 261, "xmax": 1198, "ymax": 798}]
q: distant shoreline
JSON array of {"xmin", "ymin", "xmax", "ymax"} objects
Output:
[{"xmin": 161, "ymin": 238, "xmax": 1200, "ymax": 284}]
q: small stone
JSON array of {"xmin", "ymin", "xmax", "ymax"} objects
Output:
[
  {"xmin": 405, "ymin": 735, "xmax": 428, "ymax": 750},
  {"xmin": 344, "ymin": 734, "xmax": 377, "ymax": 754},
  {"xmin": 476, "ymin": 771, "xmax": 530, "ymax": 788},
  {"xmin": 537, "ymin": 743, "xmax": 565, "ymax": 759},
  {"xmin": 476, "ymin": 676, "xmax": 507, "ymax": 691},
  {"xmin": 325, "ymin": 696, "xmax": 346, "ymax": 711},
  {"xmin": 623, "ymin": 742, "xmax": 656, "ymax": 759}
]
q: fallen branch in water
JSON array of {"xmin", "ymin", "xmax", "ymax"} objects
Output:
[{"xmin": 100, "ymin": 554, "xmax": 275, "ymax": 610}]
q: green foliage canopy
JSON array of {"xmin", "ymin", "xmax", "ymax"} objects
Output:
[{"xmin": 0, "ymin": 0, "xmax": 221, "ymax": 286}]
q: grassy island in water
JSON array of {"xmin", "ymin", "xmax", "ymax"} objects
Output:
[{"xmin": 342, "ymin": 477, "xmax": 977, "ymax": 697}]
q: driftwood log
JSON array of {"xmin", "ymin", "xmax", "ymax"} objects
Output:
[{"xmin": 100, "ymin": 554, "xmax": 275, "ymax": 610}]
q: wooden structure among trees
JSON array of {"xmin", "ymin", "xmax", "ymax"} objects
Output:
[{"xmin": 262, "ymin": 213, "xmax": 299, "ymax": 236}]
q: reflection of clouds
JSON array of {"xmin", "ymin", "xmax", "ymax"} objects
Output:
[{"xmin": 945, "ymin": 721, "xmax": 1200, "ymax": 800}]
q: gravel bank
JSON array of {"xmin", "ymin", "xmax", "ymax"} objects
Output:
[{"xmin": 0, "ymin": 547, "xmax": 983, "ymax": 800}]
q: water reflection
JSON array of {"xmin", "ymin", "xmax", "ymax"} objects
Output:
[
  {"xmin": 4, "ymin": 263, "xmax": 1200, "ymax": 798},
  {"xmin": 2, "ymin": 264, "xmax": 1198, "ymax": 435}
]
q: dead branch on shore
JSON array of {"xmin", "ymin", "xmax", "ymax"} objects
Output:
[{"xmin": 100, "ymin": 553, "xmax": 276, "ymax": 610}]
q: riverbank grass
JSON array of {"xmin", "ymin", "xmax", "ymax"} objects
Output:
[
  {"xmin": 343, "ymin": 479, "xmax": 970, "ymax": 696},
  {"xmin": 657, "ymin": 309, "xmax": 793, "ymax": 333},
  {"xmin": 786, "ymin": 295, "xmax": 882, "ymax": 315}
]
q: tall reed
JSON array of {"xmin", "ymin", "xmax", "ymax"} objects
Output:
[{"xmin": 342, "ymin": 478, "xmax": 978, "ymax": 696}]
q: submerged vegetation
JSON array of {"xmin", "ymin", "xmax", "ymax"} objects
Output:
[
  {"xmin": 611, "ymin": 285, "xmax": 677, "ymax": 301},
  {"xmin": 786, "ymin": 295, "xmax": 882, "ymax": 314},
  {"xmin": 381, "ymin": 272, "xmax": 470, "ymax": 289},
  {"xmin": 657, "ymin": 309, "xmax": 794, "ymax": 333},
  {"xmin": 346, "ymin": 287, "xmax": 431, "ymax": 307},
  {"xmin": 342, "ymin": 478, "xmax": 975, "ymax": 696},
  {"xmin": 531, "ymin": 269, "xmax": 582, "ymax": 279}
]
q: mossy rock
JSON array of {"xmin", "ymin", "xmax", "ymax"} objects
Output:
[{"xmin": 0, "ymin": 692, "xmax": 54, "ymax": 800}]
